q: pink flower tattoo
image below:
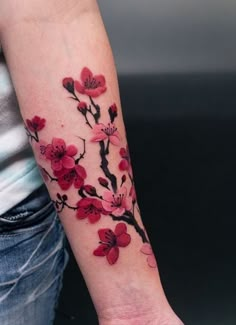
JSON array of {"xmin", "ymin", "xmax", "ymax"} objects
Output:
[
  {"xmin": 74, "ymin": 67, "xmax": 106, "ymax": 98},
  {"xmin": 91, "ymin": 123, "xmax": 121, "ymax": 146},
  {"xmin": 93, "ymin": 223, "xmax": 131, "ymax": 265},
  {"xmin": 45, "ymin": 138, "xmax": 77, "ymax": 171},
  {"xmin": 102, "ymin": 187, "xmax": 132, "ymax": 216}
]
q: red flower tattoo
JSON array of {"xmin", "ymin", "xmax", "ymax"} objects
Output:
[
  {"xmin": 76, "ymin": 197, "xmax": 109, "ymax": 223},
  {"xmin": 26, "ymin": 116, "xmax": 46, "ymax": 132},
  {"xmin": 74, "ymin": 67, "xmax": 106, "ymax": 98},
  {"xmin": 91, "ymin": 123, "xmax": 121, "ymax": 146},
  {"xmin": 45, "ymin": 138, "xmax": 77, "ymax": 171},
  {"xmin": 102, "ymin": 187, "xmax": 132, "ymax": 216},
  {"xmin": 54, "ymin": 165, "xmax": 87, "ymax": 190},
  {"xmin": 119, "ymin": 146, "xmax": 131, "ymax": 171},
  {"xmin": 93, "ymin": 223, "xmax": 131, "ymax": 265}
]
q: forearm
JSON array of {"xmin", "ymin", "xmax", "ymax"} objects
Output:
[{"xmin": 0, "ymin": 3, "xmax": 182, "ymax": 324}]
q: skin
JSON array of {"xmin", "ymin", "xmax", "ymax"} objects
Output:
[{"xmin": 0, "ymin": 1, "xmax": 183, "ymax": 324}]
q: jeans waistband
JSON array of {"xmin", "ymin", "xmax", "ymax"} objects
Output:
[{"xmin": 0, "ymin": 185, "xmax": 54, "ymax": 232}]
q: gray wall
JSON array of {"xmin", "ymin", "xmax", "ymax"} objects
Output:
[{"xmin": 98, "ymin": 0, "xmax": 236, "ymax": 74}]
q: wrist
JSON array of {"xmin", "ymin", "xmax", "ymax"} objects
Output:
[{"xmin": 94, "ymin": 278, "xmax": 184, "ymax": 325}]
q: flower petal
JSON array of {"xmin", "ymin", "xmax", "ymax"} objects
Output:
[
  {"xmin": 140, "ymin": 243, "xmax": 153, "ymax": 255},
  {"xmin": 62, "ymin": 156, "xmax": 75, "ymax": 169},
  {"xmin": 112, "ymin": 207, "xmax": 125, "ymax": 216},
  {"xmin": 90, "ymin": 133, "xmax": 107, "ymax": 142},
  {"xmin": 98, "ymin": 228, "xmax": 115, "ymax": 242},
  {"xmin": 107, "ymin": 247, "xmax": 119, "ymax": 265},
  {"xmin": 102, "ymin": 200, "xmax": 113, "ymax": 212},
  {"xmin": 124, "ymin": 197, "xmax": 132, "ymax": 211},
  {"xmin": 103, "ymin": 190, "xmax": 114, "ymax": 202},
  {"xmin": 77, "ymin": 198, "xmax": 93, "ymax": 208},
  {"xmin": 147, "ymin": 255, "xmax": 157, "ymax": 268},
  {"xmin": 109, "ymin": 134, "xmax": 120, "ymax": 146},
  {"xmin": 94, "ymin": 74, "xmax": 106, "ymax": 87},
  {"xmin": 120, "ymin": 147, "xmax": 127, "ymax": 158},
  {"xmin": 75, "ymin": 165, "xmax": 87, "ymax": 179},
  {"xmin": 45, "ymin": 144, "xmax": 54, "ymax": 160},
  {"xmin": 84, "ymin": 88, "xmax": 103, "ymax": 98},
  {"xmin": 58, "ymin": 177, "xmax": 73, "ymax": 190},
  {"xmin": 81, "ymin": 67, "xmax": 93, "ymax": 82},
  {"xmin": 93, "ymin": 244, "xmax": 110, "ymax": 257},
  {"xmin": 74, "ymin": 177, "xmax": 84, "ymax": 189},
  {"xmin": 119, "ymin": 159, "xmax": 129, "ymax": 171},
  {"xmin": 88, "ymin": 211, "xmax": 101, "ymax": 223},
  {"xmin": 116, "ymin": 233, "xmax": 131, "ymax": 247},
  {"xmin": 76, "ymin": 207, "xmax": 88, "ymax": 219},
  {"xmin": 52, "ymin": 138, "xmax": 66, "ymax": 150},
  {"xmin": 51, "ymin": 159, "xmax": 62, "ymax": 171},
  {"xmin": 91, "ymin": 198, "xmax": 103, "ymax": 210},
  {"xmin": 114, "ymin": 223, "xmax": 127, "ymax": 236},
  {"xmin": 91, "ymin": 124, "xmax": 107, "ymax": 142},
  {"xmin": 74, "ymin": 81, "xmax": 85, "ymax": 94},
  {"xmin": 66, "ymin": 145, "xmax": 78, "ymax": 157}
]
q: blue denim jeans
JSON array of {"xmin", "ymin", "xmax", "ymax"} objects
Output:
[{"xmin": 0, "ymin": 185, "xmax": 69, "ymax": 325}]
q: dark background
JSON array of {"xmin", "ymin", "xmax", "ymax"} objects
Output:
[
  {"xmin": 97, "ymin": 0, "xmax": 236, "ymax": 75},
  {"xmin": 55, "ymin": 74, "xmax": 236, "ymax": 325}
]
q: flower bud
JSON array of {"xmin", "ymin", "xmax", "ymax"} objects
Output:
[
  {"xmin": 98, "ymin": 177, "xmax": 109, "ymax": 188},
  {"xmin": 62, "ymin": 77, "xmax": 74, "ymax": 93},
  {"xmin": 84, "ymin": 185, "xmax": 97, "ymax": 196},
  {"xmin": 77, "ymin": 101, "xmax": 87, "ymax": 115},
  {"xmin": 56, "ymin": 193, "xmax": 62, "ymax": 200},
  {"xmin": 121, "ymin": 174, "xmax": 126, "ymax": 185},
  {"xmin": 108, "ymin": 103, "xmax": 118, "ymax": 123},
  {"xmin": 62, "ymin": 194, "xmax": 68, "ymax": 201}
]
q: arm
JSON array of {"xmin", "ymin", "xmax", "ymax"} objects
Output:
[{"xmin": 0, "ymin": 1, "xmax": 183, "ymax": 324}]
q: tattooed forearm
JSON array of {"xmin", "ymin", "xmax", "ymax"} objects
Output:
[{"xmin": 25, "ymin": 67, "xmax": 155, "ymax": 268}]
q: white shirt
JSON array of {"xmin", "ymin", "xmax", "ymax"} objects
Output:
[{"xmin": 0, "ymin": 49, "xmax": 43, "ymax": 215}]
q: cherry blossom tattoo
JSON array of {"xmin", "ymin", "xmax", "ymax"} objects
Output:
[{"xmin": 25, "ymin": 67, "xmax": 156, "ymax": 268}]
